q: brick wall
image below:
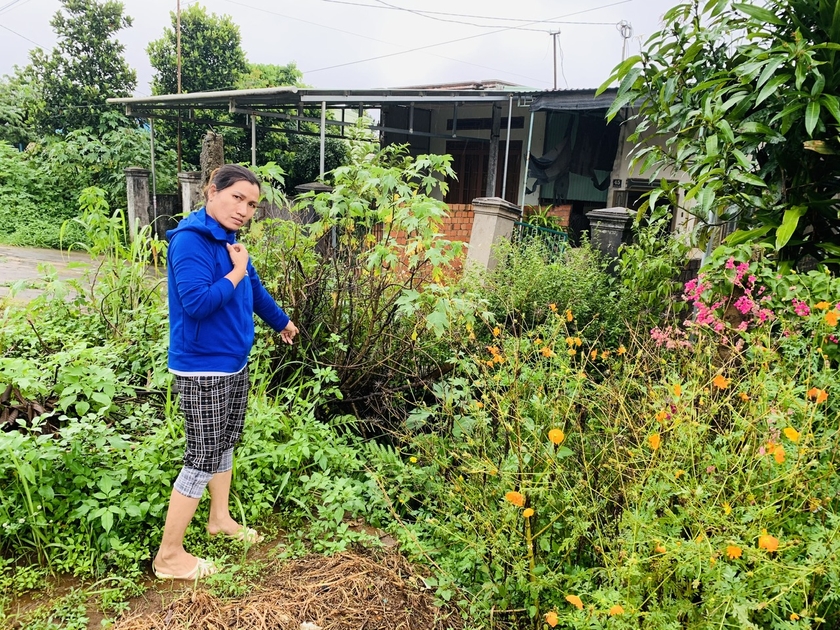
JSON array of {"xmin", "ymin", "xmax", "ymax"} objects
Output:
[{"xmin": 442, "ymin": 203, "xmax": 475, "ymax": 242}]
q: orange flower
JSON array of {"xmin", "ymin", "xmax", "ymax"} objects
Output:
[
  {"xmin": 565, "ymin": 594, "xmax": 583, "ymax": 610},
  {"xmin": 548, "ymin": 428, "xmax": 565, "ymax": 445},
  {"xmin": 574, "ymin": 337, "xmax": 582, "ymax": 347},
  {"xmin": 726, "ymin": 545, "xmax": 742, "ymax": 559},
  {"xmin": 739, "ymin": 392, "xmax": 750, "ymax": 402},
  {"xmin": 544, "ymin": 611, "xmax": 558, "ymax": 627},
  {"xmin": 807, "ymin": 387, "xmax": 828, "ymax": 403},
  {"xmin": 523, "ymin": 507, "xmax": 534, "ymax": 518},
  {"xmin": 534, "ymin": 338, "xmax": 543, "ymax": 346},
  {"xmin": 565, "ymin": 336, "xmax": 575, "ymax": 346},
  {"xmin": 825, "ymin": 311, "xmax": 839, "ymax": 326},
  {"xmin": 758, "ymin": 531, "xmax": 779, "ymax": 552},
  {"xmin": 790, "ymin": 612, "xmax": 800, "ymax": 621},
  {"xmin": 485, "ymin": 360, "xmax": 495, "ymax": 367},
  {"xmin": 674, "ymin": 469, "xmax": 685, "ymax": 479},
  {"xmin": 487, "ymin": 345, "xmax": 500, "ymax": 356},
  {"xmin": 783, "ymin": 427, "xmax": 800, "ymax": 443},
  {"xmin": 492, "ymin": 326, "xmax": 501, "ymax": 337},
  {"xmin": 648, "ymin": 433, "xmax": 661, "ymax": 451},
  {"xmin": 590, "ymin": 349, "xmax": 598, "ymax": 360},
  {"xmin": 712, "ymin": 374, "xmax": 729, "ymax": 389},
  {"xmin": 672, "ymin": 383, "xmax": 682, "ymax": 398},
  {"xmin": 608, "ymin": 604, "xmax": 625, "ymax": 616},
  {"xmin": 815, "ymin": 301, "xmax": 831, "ymax": 310},
  {"xmin": 616, "ymin": 345, "xmax": 627, "ymax": 355},
  {"xmin": 654, "ymin": 543, "xmax": 666, "ymax": 553},
  {"xmin": 567, "ymin": 349, "xmax": 576, "ymax": 356},
  {"xmin": 541, "ymin": 346, "xmax": 556, "ymax": 358},
  {"xmin": 600, "ymin": 350, "xmax": 610, "ymax": 359},
  {"xmin": 504, "ymin": 491, "xmax": 525, "ymax": 507},
  {"xmin": 549, "ymin": 303, "xmax": 558, "ymax": 312},
  {"xmin": 566, "ymin": 309, "xmax": 574, "ymax": 322},
  {"xmin": 493, "ymin": 354, "xmax": 505, "ymax": 364},
  {"xmin": 655, "ymin": 410, "xmax": 668, "ymax": 423},
  {"xmin": 774, "ymin": 445, "xmax": 786, "ymax": 464}
]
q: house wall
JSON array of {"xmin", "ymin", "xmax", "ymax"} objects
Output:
[{"xmin": 421, "ymin": 102, "xmax": 547, "ymax": 208}]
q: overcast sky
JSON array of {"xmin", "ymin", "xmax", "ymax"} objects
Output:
[{"xmin": 1, "ymin": 0, "xmax": 678, "ymax": 95}]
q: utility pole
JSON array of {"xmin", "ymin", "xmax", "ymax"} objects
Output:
[
  {"xmin": 176, "ymin": 0, "xmax": 182, "ymax": 172},
  {"xmin": 617, "ymin": 21, "xmax": 633, "ymax": 62},
  {"xmin": 551, "ymin": 31, "xmax": 560, "ymax": 90}
]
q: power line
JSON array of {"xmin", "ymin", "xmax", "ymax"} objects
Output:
[
  {"xmin": 0, "ymin": 0, "xmax": 28, "ymax": 14},
  {"xmin": 0, "ymin": 21, "xmax": 43, "ymax": 48},
  {"xmin": 322, "ymin": 0, "xmax": 617, "ymax": 26},
  {"xmin": 220, "ymin": 0, "xmax": 549, "ymax": 84},
  {"xmin": 303, "ymin": 0, "xmax": 632, "ymax": 75}
]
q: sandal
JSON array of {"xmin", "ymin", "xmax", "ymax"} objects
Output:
[
  {"xmin": 209, "ymin": 526, "xmax": 264, "ymax": 544},
  {"xmin": 153, "ymin": 557, "xmax": 218, "ymax": 580}
]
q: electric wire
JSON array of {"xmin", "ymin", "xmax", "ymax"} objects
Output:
[
  {"xmin": 322, "ymin": 0, "xmax": 618, "ymax": 26},
  {"xmin": 0, "ymin": 21, "xmax": 43, "ymax": 48},
  {"xmin": 303, "ymin": 0, "xmax": 632, "ymax": 75},
  {"xmin": 220, "ymin": 0, "xmax": 549, "ymax": 84}
]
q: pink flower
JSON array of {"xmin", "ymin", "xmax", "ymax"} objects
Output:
[
  {"xmin": 758, "ymin": 309, "xmax": 775, "ymax": 323},
  {"xmin": 734, "ymin": 296, "xmax": 755, "ymax": 315},
  {"xmin": 748, "ymin": 275, "xmax": 757, "ymax": 285},
  {"xmin": 792, "ymin": 299, "xmax": 810, "ymax": 317},
  {"xmin": 725, "ymin": 258, "xmax": 736, "ymax": 270}
]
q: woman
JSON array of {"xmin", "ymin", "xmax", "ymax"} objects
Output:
[{"xmin": 152, "ymin": 164, "xmax": 298, "ymax": 580}]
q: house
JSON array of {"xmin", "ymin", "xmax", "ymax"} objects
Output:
[{"xmin": 109, "ymin": 81, "xmax": 692, "ymax": 246}]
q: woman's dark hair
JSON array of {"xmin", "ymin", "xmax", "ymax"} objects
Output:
[{"xmin": 204, "ymin": 164, "xmax": 261, "ymax": 200}]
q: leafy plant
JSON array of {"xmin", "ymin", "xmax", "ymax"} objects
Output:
[{"xmin": 602, "ymin": 0, "xmax": 840, "ymax": 269}]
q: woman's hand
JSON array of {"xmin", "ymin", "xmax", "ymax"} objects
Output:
[{"xmin": 280, "ymin": 320, "xmax": 299, "ymax": 344}]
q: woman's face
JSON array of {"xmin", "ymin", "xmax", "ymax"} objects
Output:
[{"xmin": 205, "ymin": 179, "xmax": 260, "ymax": 231}]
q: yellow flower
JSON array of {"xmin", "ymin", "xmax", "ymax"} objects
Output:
[
  {"xmin": 566, "ymin": 309, "xmax": 574, "ymax": 322},
  {"xmin": 548, "ymin": 303, "xmax": 558, "ymax": 312},
  {"xmin": 608, "ymin": 604, "xmax": 625, "ymax": 616},
  {"xmin": 492, "ymin": 326, "xmax": 501, "ymax": 337},
  {"xmin": 654, "ymin": 543, "xmax": 666, "ymax": 553},
  {"xmin": 739, "ymin": 392, "xmax": 750, "ymax": 402},
  {"xmin": 648, "ymin": 433, "xmax": 661, "ymax": 451},
  {"xmin": 504, "ymin": 491, "xmax": 525, "ymax": 507},
  {"xmin": 783, "ymin": 427, "xmax": 800, "ymax": 443},
  {"xmin": 565, "ymin": 336, "xmax": 575, "ymax": 346},
  {"xmin": 758, "ymin": 531, "xmax": 779, "ymax": 552},
  {"xmin": 548, "ymin": 428, "xmax": 565, "ymax": 445},
  {"xmin": 672, "ymin": 383, "xmax": 682, "ymax": 398},
  {"xmin": 712, "ymin": 374, "xmax": 729, "ymax": 389},
  {"xmin": 790, "ymin": 612, "xmax": 800, "ymax": 621},
  {"xmin": 534, "ymin": 338, "xmax": 543, "ymax": 346},
  {"xmin": 723, "ymin": 502, "xmax": 732, "ymax": 515},
  {"xmin": 474, "ymin": 401, "xmax": 484, "ymax": 409},
  {"xmin": 409, "ymin": 456, "xmax": 418, "ymax": 463},
  {"xmin": 567, "ymin": 349, "xmax": 576, "ymax": 356},
  {"xmin": 674, "ymin": 469, "xmax": 685, "ymax": 479},
  {"xmin": 523, "ymin": 508, "xmax": 534, "ymax": 518},
  {"xmin": 541, "ymin": 346, "xmax": 556, "ymax": 358},
  {"xmin": 826, "ymin": 311, "xmax": 839, "ymax": 326},
  {"xmin": 565, "ymin": 594, "xmax": 583, "ymax": 610},
  {"xmin": 655, "ymin": 410, "xmax": 668, "ymax": 423},
  {"xmin": 574, "ymin": 337, "xmax": 582, "ymax": 347},
  {"xmin": 726, "ymin": 545, "xmax": 742, "ymax": 559},
  {"xmin": 807, "ymin": 387, "xmax": 828, "ymax": 403},
  {"xmin": 544, "ymin": 611, "xmax": 558, "ymax": 627},
  {"xmin": 617, "ymin": 345, "xmax": 627, "ymax": 355},
  {"xmin": 815, "ymin": 301, "xmax": 831, "ymax": 310}
]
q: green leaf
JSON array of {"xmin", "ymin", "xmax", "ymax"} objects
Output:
[
  {"xmin": 775, "ymin": 206, "xmax": 808, "ymax": 250},
  {"xmin": 820, "ymin": 94, "xmax": 840, "ymax": 125},
  {"xmin": 734, "ymin": 2, "xmax": 784, "ymax": 24},
  {"xmin": 817, "ymin": 242, "xmax": 840, "ymax": 255},
  {"xmin": 606, "ymin": 91, "xmax": 638, "ymax": 121},
  {"xmin": 724, "ymin": 226, "xmax": 773, "ymax": 245},
  {"xmin": 755, "ymin": 74, "xmax": 790, "ymax": 106},
  {"xmin": 716, "ymin": 119, "xmax": 735, "ymax": 144},
  {"xmin": 805, "ymin": 100, "xmax": 821, "ymax": 136},
  {"xmin": 101, "ymin": 510, "xmax": 114, "ymax": 533},
  {"xmin": 732, "ymin": 171, "xmax": 767, "ymax": 187},
  {"xmin": 756, "ymin": 58, "xmax": 786, "ymax": 88}
]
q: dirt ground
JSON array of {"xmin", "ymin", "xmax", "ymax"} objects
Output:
[{"xmin": 0, "ymin": 245, "xmax": 93, "ymax": 302}]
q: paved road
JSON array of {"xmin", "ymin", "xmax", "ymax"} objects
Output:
[{"xmin": 0, "ymin": 245, "xmax": 95, "ymax": 302}]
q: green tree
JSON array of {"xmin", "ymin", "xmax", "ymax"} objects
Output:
[
  {"xmin": 236, "ymin": 62, "xmax": 303, "ymax": 90},
  {"xmin": 32, "ymin": 0, "xmax": 136, "ymax": 134},
  {"xmin": 604, "ymin": 0, "xmax": 840, "ymax": 269},
  {"xmin": 0, "ymin": 66, "xmax": 44, "ymax": 146}
]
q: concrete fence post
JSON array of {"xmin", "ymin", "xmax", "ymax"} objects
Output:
[
  {"xmin": 586, "ymin": 207, "xmax": 635, "ymax": 260},
  {"xmin": 467, "ymin": 196, "xmax": 522, "ymax": 270},
  {"xmin": 178, "ymin": 171, "xmax": 203, "ymax": 214},
  {"xmin": 124, "ymin": 167, "xmax": 151, "ymax": 240}
]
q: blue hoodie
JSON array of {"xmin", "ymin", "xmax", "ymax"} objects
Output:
[{"xmin": 166, "ymin": 208, "xmax": 290, "ymax": 374}]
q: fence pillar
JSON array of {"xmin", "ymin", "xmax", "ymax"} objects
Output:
[
  {"xmin": 125, "ymin": 167, "xmax": 151, "ymax": 239},
  {"xmin": 467, "ymin": 196, "xmax": 522, "ymax": 270},
  {"xmin": 586, "ymin": 206, "xmax": 635, "ymax": 260},
  {"xmin": 178, "ymin": 171, "xmax": 203, "ymax": 214}
]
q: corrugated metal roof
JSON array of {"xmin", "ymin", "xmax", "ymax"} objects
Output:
[{"xmin": 529, "ymin": 88, "xmax": 618, "ymax": 112}]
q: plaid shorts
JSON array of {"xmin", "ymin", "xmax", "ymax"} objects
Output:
[{"xmin": 175, "ymin": 366, "xmax": 249, "ymax": 475}]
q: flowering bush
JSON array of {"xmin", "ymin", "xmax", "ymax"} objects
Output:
[{"xmin": 683, "ymin": 244, "xmax": 840, "ymax": 364}]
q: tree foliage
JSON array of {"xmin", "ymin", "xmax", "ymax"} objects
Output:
[
  {"xmin": 31, "ymin": 0, "xmax": 136, "ymax": 134},
  {"xmin": 604, "ymin": 0, "xmax": 840, "ymax": 270},
  {"xmin": 0, "ymin": 67, "xmax": 44, "ymax": 146}
]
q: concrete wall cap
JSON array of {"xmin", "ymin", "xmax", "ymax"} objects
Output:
[
  {"xmin": 124, "ymin": 166, "xmax": 150, "ymax": 175},
  {"xmin": 586, "ymin": 207, "xmax": 634, "ymax": 221}
]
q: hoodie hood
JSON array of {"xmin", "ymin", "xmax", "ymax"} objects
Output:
[{"xmin": 166, "ymin": 207, "xmax": 234, "ymax": 244}]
